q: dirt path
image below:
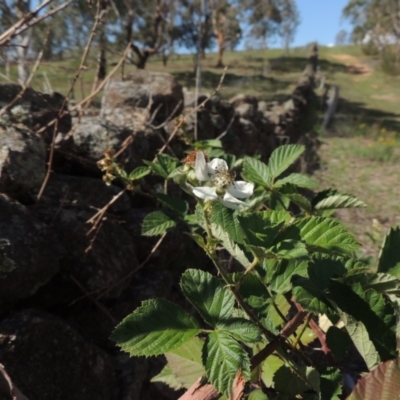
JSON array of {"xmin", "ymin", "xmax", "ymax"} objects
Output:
[{"xmin": 330, "ymin": 54, "xmax": 373, "ymax": 78}]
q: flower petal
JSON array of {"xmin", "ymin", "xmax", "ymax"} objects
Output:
[
  {"xmin": 195, "ymin": 151, "xmax": 210, "ymax": 181},
  {"xmin": 227, "ymin": 181, "xmax": 254, "ymax": 199},
  {"xmin": 192, "ymin": 186, "xmax": 218, "ymax": 200},
  {"xmin": 220, "ymin": 191, "xmax": 251, "ymax": 209},
  {"xmin": 207, "ymin": 158, "xmax": 228, "ymax": 174}
]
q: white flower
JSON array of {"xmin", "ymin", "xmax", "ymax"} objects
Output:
[{"xmin": 191, "ymin": 151, "xmax": 254, "ymax": 210}]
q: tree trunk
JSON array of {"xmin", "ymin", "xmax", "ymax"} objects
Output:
[{"xmin": 215, "ymin": 31, "xmax": 225, "ymax": 68}]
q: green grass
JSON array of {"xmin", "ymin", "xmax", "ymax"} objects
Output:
[{"xmin": 2, "ymin": 44, "xmax": 400, "ymax": 260}]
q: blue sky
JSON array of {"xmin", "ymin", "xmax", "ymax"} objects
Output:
[{"xmin": 291, "ymin": 0, "xmax": 353, "ymax": 47}]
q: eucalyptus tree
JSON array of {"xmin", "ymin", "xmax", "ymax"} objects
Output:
[{"xmin": 278, "ymin": 0, "xmax": 300, "ymax": 54}]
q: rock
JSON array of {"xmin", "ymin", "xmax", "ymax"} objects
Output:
[
  {"xmin": 229, "ymin": 94, "xmax": 258, "ymax": 110},
  {"xmin": 69, "ymin": 117, "xmax": 149, "ymax": 174},
  {"xmin": 32, "ymin": 204, "xmax": 139, "ymax": 301},
  {"xmin": 0, "ymin": 84, "xmax": 72, "ymax": 141},
  {"xmin": 234, "ymin": 103, "xmax": 257, "ymax": 119},
  {"xmin": 101, "ymin": 71, "xmax": 184, "ymax": 125},
  {"xmin": 0, "ymin": 309, "xmax": 114, "ymax": 400},
  {"xmin": 0, "ymin": 194, "xmax": 60, "ymax": 306},
  {"xmin": 35, "ymin": 174, "xmax": 131, "ymax": 214},
  {"xmin": 257, "ymin": 100, "xmax": 269, "ymax": 112},
  {"xmin": 0, "ymin": 125, "xmax": 46, "ymax": 196}
]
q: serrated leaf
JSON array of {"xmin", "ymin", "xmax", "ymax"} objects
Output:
[
  {"xmin": 341, "ymin": 314, "xmax": 381, "ymax": 370},
  {"xmin": 217, "ymin": 319, "xmax": 262, "ymax": 343},
  {"xmin": 326, "ymin": 326, "xmax": 350, "ymax": 361},
  {"xmin": 233, "ymin": 274, "xmax": 271, "ymax": 319},
  {"xmin": 355, "ymin": 272, "xmax": 400, "ymax": 297},
  {"xmin": 267, "ymin": 144, "xmax": 305, "ymax": 181},
  {"xmin": 151, "ymin": 337, "xmax": 205, "ymax": 390},
  {"xmin": 308, "ymin": 257, "xmax": 347, "ymax": 291},
  {"xmin": 292, "ymin": 276, "xmax": 331, "ymax": 313},
  {"xmin": 347, "ymin": 357, "xmax": 400, "ymax": 400},
  {"xmin": 329, "ymin": 280, "xmax": 397, "ymax": 363},
  {"xmin": 270, "ymin": 259, "xmax": 309, "ymax": 294},
  {"xmin": 144, "ymin": 154, "xmax": 180, "ymax": 179},
  {"xmin": 242, "ymin": 157, "xmax": 271, "ymax": 187},
  {"xmin": 181, "ymin": 269, "xmax": 234, "ymax": 327},
  {"xmin": 111, "ymin": 299, "xmax": 200, "ymax": 356},
  {"xmin": 203, "ymin": 331, "xmax": 250, "ymax": 396},
  {"xmin": 128, "ymin": 166, "xmax": 151, "ymax": 180},
  {"xmin": 236, "ymin": 213, "xmax": 283, "ymax": 249},
  {"xmin": 141, "ymin": 211, "xmax": 176, "ymax": 236},
  {"xmin": 273, "ymin": 365, "xmax": 319, "ymax": 396},
  {"xmin": 157, "ymin": 193, "xmax": 188, "ymax": 217},
  {"xmin": 210, "ymin": 202, "xmax": 245, "ymax": 244},
  {"xmin": 378, "ymin": 227, "xmax": 400, "ymax": 277},
  {"xmin": 211, "ymin": 224, "xmax": 251, "ymax": 269},
  {"xmin": 313, "ymin": 192, "xmax": 366, "ymax": 211},
  {"xmin": 319, "ymin": 367, "xmax": 342, "ymax": 400},
  {"xmin": 261, "ymin": 210, "xmax": 292, "ymax": 224},
  {"xmin": 283, "ymin": 217, "xmax": 360, "ymax": 255},
  {"xmin": 269, "ymin": 239, "xmax": 309, "ymax": 260},
  {"xmin": 151, "ymin": 363, "xmax": 182, "ymax": 390},
  {"xmin": 282, "ymin": 193, "xmax": 312, "ymax": 213},
  {"xmin": 274, "ymin": 173, "xmax": 317, "ymax": 189}
]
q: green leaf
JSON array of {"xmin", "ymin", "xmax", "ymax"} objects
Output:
[
  {"xmin": 378, "ymin": 227, "xmax": 400, "ymax": 277},
  {"xmin": 157, "ymin": 193, "xmax": 188, "ymax": 217},
  {"xmin": 265, "ymin": 293, "xmax": 291, "ymax": 330},
  {"xmin": 282, "ymin": 193, "xmax": 312, "ymax": 213},
  {"xmin": 248, "ymin": 389, "xmax": 269, "ymax": 400},
  {"xmin": 210, "ymin": 202, "xmax": 245, "ymax": 244},
  {"xmin": 292, "ymin": 276, "xmax": 331, "ymax": 313},
  {"xmin": 341, "ymin": 313, "xmax": 381, "ymax": 370},
  {"xmin": 203, "ymin": 331, "xmax": 250, "ymax": 396},
  {"xmin": 217, "ymin": 319, "xmax": 262, "ymax": 343},
  {"xmin": 329, "ymin": 280, "xmax": 397, "ymax": 363},
  {"xmin": 354, "ymin": 272, "xmax": 400, "ymax": 297},
  {"xmin": 260, "ymin": 355, "xmax": 285, "ymax": 387},
  {"xmin": 326, "ymin": 326, "xmax": 350, "ymax": 361},
  {"xmin": 347, "ymin": 357, "xmax": 400, "ymax": 400},
  {"xmin": 282, "ymin": 217, "xmax": 360, "ymax": 255},
  {"xmin": 141, "ymin": 211, "xmax": 176, "ymax": 236},
  {"xmin": 111, "ymin": 299, "xmax": 201, "ymax": 356},
  {"xmin": 151, "ymin": 337, "xmax": 205, "ymax": 390},
  {"xmin": 144, "ymin": 154, "xmax": 179, "ymax": 179},
  {"xmin": 320, "ymin": 367, "xmax": 342, "ymax": 400},
  {"xmin": 308, "ymin": 256, "xmax": 348, "ymax": 290},
  {"xmin": 267, "ymin": 144, "xmax": 305, "ymax": 181},
  {"xmin": 211, "ymin": 224, "xmax": 251, "ymax": 269},
  {"xmin": 261, "ymin": 210, "xmax": 292, "ymax": 224},
  {"xmin": 128, "ymin": 166, "xmax": 151, "ymax": 180},
  {"xmin": 270, "ymin": 260, "xmax": 309, "ymax": 294},
  {"xmin": 237, "ymin": 212, "xmax": 284, "ymax": 249},
  {"xmin": 274, "ymin": 173, "xmax": 317, "ymax": 189},
  {"xmin": 242, "ymin": 157, "xmax": 271, "ymax": 187},
  {"xmin": 269, "ymin": 239, "xmax": 309, "ymax": 260},
  {"xmin": 194, "ymin": 139, "xmax": 223, "ymax": 149},
  {"xmin": 180, "ymin": 269, "xmax": 234, "ymax": 327},
  {"xmin": 273, "ymin": 365, "xmax": 319, "ymax": 396},
  {"xmin": 313, "ymin": 190, "xmax": 366, "ymax": 211}
]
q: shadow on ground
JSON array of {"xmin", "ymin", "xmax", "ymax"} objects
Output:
[
  {"xmin": 172, "ymin": 70, "xmax": 292, "ymax": 93},
  {"xmin": 267, "ymin": 56, "xmax": 351, "ymax": 75},
  {"xmin": 328, "ymin": 97, "xmax": 400, "ymax": 135}
]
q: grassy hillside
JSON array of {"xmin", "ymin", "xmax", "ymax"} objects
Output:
[{"xmin": 2, "ymin": 45, "xmax": 400, "ymax": 259}]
